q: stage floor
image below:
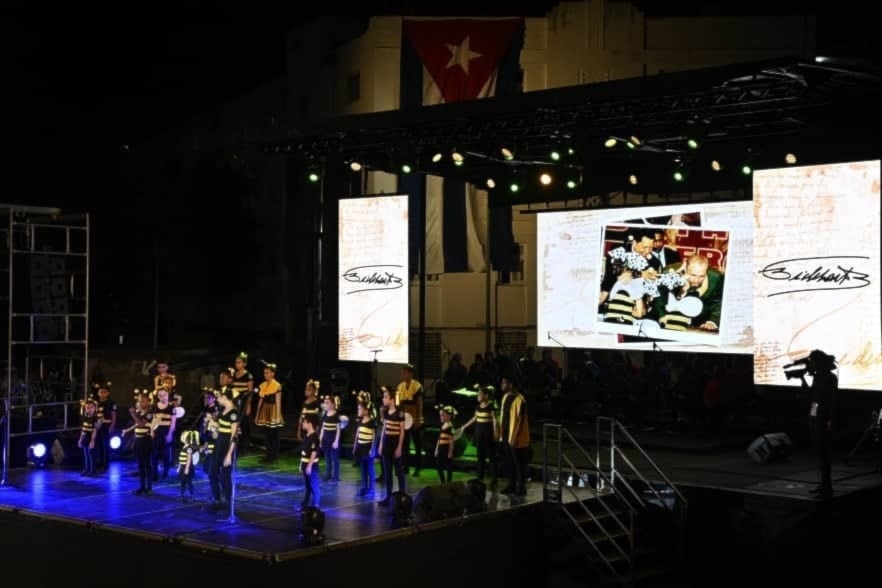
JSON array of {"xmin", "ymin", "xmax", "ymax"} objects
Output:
[
  {"xmin": 528, "ymin": 437, "xmax": 882, "ymax": 502},
  {"xmin": 0, "ymin": 454, "xmax": 590, "ymax": 559}
]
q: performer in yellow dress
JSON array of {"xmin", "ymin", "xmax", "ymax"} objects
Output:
[{"xmin": 255, "ymin": 362, "xmax": 284, "ymax": 463}]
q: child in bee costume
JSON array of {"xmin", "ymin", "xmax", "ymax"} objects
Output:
[{"xmin": 178, "ymin": 430, "xmax": 200, "ymax": 502}]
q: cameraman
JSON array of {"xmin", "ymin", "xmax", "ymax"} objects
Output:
[{"xmin": 799, "ymin": 350, "xmax": 838, "ymax": 500}]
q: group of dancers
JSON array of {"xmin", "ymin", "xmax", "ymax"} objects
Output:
[{"xmin": 78, "ymin": 354, "xmax": 530, "ymax": 520}]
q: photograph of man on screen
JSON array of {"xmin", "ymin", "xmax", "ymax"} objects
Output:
[{"xmin": 595, "ymin": 224, "xmax": 730, "ymax": 346}]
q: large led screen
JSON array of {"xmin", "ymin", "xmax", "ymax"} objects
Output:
[
  {"xmin": 338, "ymin": 195, "xmax": 410, "ymax": 364},
  {"xmin": 753, "ymin": 160, "xmax": 881, "ymax": 390}
]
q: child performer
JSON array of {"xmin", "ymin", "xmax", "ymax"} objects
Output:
[
  {"xmin": 95, "ymin": 381, "xmax": 117, "ymax": 471},
  {"xmin": 298, "ymin": 379, "xmax": 322, "ymax": 440},
  {"xmin": 126, "ymin": 392, "xmax": 154, "ymax": 495},
  {"xmin": 254, "ymin": 362, "xmax": 284, "ymax": 463},
  {"xmin": 78, "ymin": 399, "xmax": 99, "ymax": 476},
  {"xmin": 459, "ymin": 385, "xmax": 498, "ymax": 489},
  {"xmin": 378, "ymin": 386, "xmax": 406, "ymax": 506},
  {"xmin": 209, "ymin": 388, "xmax": 239, "ymax": 519},
  {"xmin": 300, "ymin": 413, "xmax": 321, "ymax": 509},
  {"xmin": 232, "ymin": 352, "xmax": 254, "ymax": 453},
  {"xmin": 353, "ymin": 392, "xmax": 377, "ymax": 496},
  {"xmin": 434, "ymin": 405, "xmax": 457, "ymax": 483},
  {"xmin": 151, "ymin": 387, "xmax": 177, "ymax": 481},
  {"xmin": 320, "ymin": 395, "xmax": 342, "ymax": 482},
  {"xmin": 178, "ymin": 430, "xmax": 199, "ymax": 501}
]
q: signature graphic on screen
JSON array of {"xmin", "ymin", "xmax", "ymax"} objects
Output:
[
  {"xmin": 341, "ymin": 265, "xmax": 405, "ymax": 294},
  {"xmin": 757, "ymin": 256, "xmax": 871, "ymax": 297}
]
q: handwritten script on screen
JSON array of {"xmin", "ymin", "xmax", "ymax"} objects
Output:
[
  {"xmin": 338, "ymin": 196, "xmax": 409, "ymax": 364},
  {"xmin": 753, "ymin": 160, "xmax": 882, "ymax": 390}
]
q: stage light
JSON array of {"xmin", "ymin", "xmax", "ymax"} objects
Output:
[
  {"xmin": 109, "ymin": 435, "xmax": 122, "ymax": 450},
  {"xmin": 550, "ymin": 150, "xmax": 561, "ymax": 161},
  {"xmin": 741, "ymin": 164, "xmax": 752, "ymax": 175},
  {"xmin": 431, "ymin": 152, "xmax": 443, "ymax": 163},
  {"xmin": 785, "ymin": 153, "xmax": 797, "ymax": 164},
  {"xmin": 500, "ymin": 147, "xmax": 514, "ymax": 160},
  {"xmin": 687, "ymin": 138, "xmax": 699, "ymax": 149},
  {"xmin": 626, "ymin": 140, "xmax": 636, "ymax": 149},
  {"xmin": 349, "ymin": 161, "xmax": 363, "ymax": 172},
  {"xmin": 390, "ymin": 491, "xmax": 413, "ymax": 524},
  {"xmin": 567, "ymin": 148, "xmax": 575, "ymax": 155},
  {"xmin": 308, "ymin": 172, "xmax": 319, "ymax": 183},
  {"xmin": 711, "ymin": 160, "xmax": 722, "ymax": 172},
  {"xmin": 486, "ymin": 178, "xmax": 496, "ymax": 189},
  {"xmin": 28, "ymin": 443, "xmax": 48, "ymax": 467},
  {"xmin": 299, "ymin": 506, "xmax": 325, "ymax": 546},
  {"xmin": 453, "ymin": 160, "xmax": 463, "ymax": 167},
  {"xmin": 451, "ymin": 151, "xmax": 464, "ymax": 163},
  {"xmin": 539, "ymin": 173, "xmax": 553, "ymax": 186},
  {"xmin": 673, "ymin": 170, "xmax": 685, "ymax": 182},
  {"xmin": 566, "ymin": 179, "xmax": 577, "ymax": 189},
  {"xmin": 509, "ymin": 182, "xmax": 519, "ymax": 193},
  {"xmin": 629, "ymin": 135, "xmax": 642, "ymax": 146},
  {"xmin": 401, "ymin": 164, "xmax": 412, "ymax": 174},
  {"xmin": 604, "ymin": 137, "xmax": 617, "ymax": 148},
  {"xmin": 32, "ymin": 443, "xmax": 46, "ymax": 458},
  {"xmin": 628, "ymin": 174, "xmax": 638, "ymax": 186}
]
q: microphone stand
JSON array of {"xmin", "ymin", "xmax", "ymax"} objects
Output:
[
  {"xmin": 635, "ymin": 320, "xmax": 668, "ymax": 428},
  {"xmin": 225, "ymin": 444, "xmax": 239, "ymax": 524},
  {"xmin": 370, "ymin": 350, "xmax": 382, "ymax": 404}
]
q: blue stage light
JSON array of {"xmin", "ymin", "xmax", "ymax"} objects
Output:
[
  {"xmin": 31, "ymin": 443, "xmax": 46, "ymax": 458},
  {"xmin": 109, "ymin": 435, "xmax": 122, "ymax": 450},
  {"xmin": 28, "ymin": 442, "xmax": 49, "ymax": 467}
]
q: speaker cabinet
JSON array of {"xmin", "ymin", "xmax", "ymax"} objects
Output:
[{"xmin": 747, "ymin": 432, "xmax": 793, "ymax": 464}]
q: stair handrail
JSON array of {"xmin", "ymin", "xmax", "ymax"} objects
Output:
[{"xmin": 596, "ymin": 417, "xmax": 689, "ymax": 510}]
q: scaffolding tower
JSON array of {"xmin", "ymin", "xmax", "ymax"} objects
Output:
[{"xmin": 1, "ymin": 205, "xmax": 89, "ymax": 484}]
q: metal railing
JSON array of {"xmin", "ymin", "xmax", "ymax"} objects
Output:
[
  {"xmin": 544, "ymin": 423, "xmax": 638, "ymax": 575},
  {"xmin": 6, "ymin": 400, "xmax": 83, "ymax": 437},
  {"xmin": 596, "ymin": 417, "xmax": 688, "ymax": 565},
  {"xmin": 544, "ymin": 418, "xmax": 689, "ymax": 576}
]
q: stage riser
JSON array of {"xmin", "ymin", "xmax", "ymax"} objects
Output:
[{"xmin": 0, "ymin": 505, "xmax": 548, "ymax": 587}]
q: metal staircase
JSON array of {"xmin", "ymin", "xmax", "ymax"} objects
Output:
[{"xmin": 543, "ymin": 418, "xmax": 688, "ymax": 582}]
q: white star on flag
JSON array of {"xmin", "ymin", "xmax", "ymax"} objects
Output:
[{"xmin": 445, "ymin": 36, "xmax": 482, "ymax": 74}]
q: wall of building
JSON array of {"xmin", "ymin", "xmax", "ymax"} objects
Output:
[{"xmin": 291, "ymin": 1, "xmax": 813, "ymax": 378}]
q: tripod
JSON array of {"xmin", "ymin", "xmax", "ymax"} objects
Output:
[{"xmin": 844, "ymin": 409, "xmax": 881, "ymax": 471}]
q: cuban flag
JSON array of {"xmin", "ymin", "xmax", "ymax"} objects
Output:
[{"xmin": 400, "ymin": 17, "xmax": 524, "ymax": 275}]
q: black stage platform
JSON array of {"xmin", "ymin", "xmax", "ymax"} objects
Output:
[{"xmin": 3, "ymin": 430, "xmax": 880, "ymax": 587}]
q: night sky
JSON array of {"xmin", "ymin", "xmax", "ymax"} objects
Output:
[{"xmin": 6, "ymin": 5, "xmax": 876, "ymax": 349}]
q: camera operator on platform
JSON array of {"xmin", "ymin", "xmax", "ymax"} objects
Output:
[{"xmin": 798, "ymin": 350, "xmax": 838, "ymax": 501}]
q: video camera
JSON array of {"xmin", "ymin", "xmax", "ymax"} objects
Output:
[{"xmin": 783, "ymin": 357, "xmax": 809, "ymax": 380}]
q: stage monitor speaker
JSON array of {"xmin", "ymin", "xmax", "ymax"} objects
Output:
[
  {"xmin": 412, "ymin": 481, "xmax": 480, "ymax": 523},
  {"xmin": 747, "ymin": 432, "xmax": 793, "ymax": 464}
]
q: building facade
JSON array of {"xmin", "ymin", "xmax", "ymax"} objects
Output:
[{"xmin": 280, "ymin": 1, "xmax": 814, "ymax": 379}]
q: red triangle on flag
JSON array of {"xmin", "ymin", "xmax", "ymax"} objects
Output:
[{"xmin": 403, "ymin": 18, "xmax": 522, "ymax": 104}]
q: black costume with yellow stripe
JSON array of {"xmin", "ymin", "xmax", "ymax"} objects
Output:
[
  {"xmin": 209, "ymin": 408, "xmax": 239, "ymax": 505},
  {"xmin": 132, "ymin": 409, "xmax": 154, "ymax": 494},
  {"xmin": 435, "ymin": 422, "xmax": 455, "ymax": 482}
]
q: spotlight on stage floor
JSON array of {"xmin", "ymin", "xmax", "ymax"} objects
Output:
[
  {"xmin": 299, "ymin": 506, "xmax": 325, "ymax": 546},
  {"xmin": 27, "ymin": 443, "xmax": 48, "ymax": 467},
  {"xmin": 391, "ymin": 491, "xmax": 413, "ymax": 525},
  {"xmin": 109, "ymin": 435, "xmax": 122, "ymax": 450}
]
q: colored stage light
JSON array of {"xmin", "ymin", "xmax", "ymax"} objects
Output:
[
  {"xmin": 28, "ymin": 442, "xmax": 49, "ymax": 467},
  {"xmin": 31, "ymin": 443, "xmax": 47, "ymax": 458}
]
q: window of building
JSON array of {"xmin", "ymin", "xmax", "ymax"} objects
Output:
[{"xmin": 346, "ymin": 72, "xmax": 360, "ymax": 103}]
